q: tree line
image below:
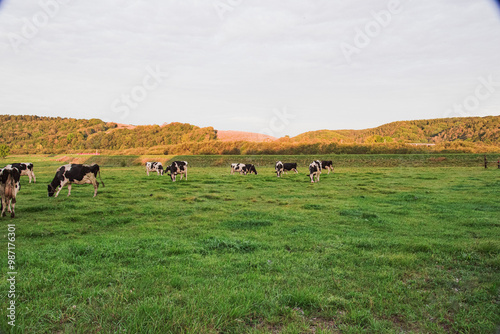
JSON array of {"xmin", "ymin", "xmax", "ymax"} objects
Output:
[{"xmin": 0, "ymin": 115, "xmax": 498, "ymax": 155}]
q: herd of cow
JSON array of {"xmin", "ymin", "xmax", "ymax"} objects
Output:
[
  {"xmin": 145, "ymin": 161, "xmax": 188, "ymax": 181},
  {"xmin": 230, "ymin": 160, "xmax": 334, "ymax": 182},
  {"xmin": 0, "ymin": 159, "xmax": 334, "ymax": 218}
]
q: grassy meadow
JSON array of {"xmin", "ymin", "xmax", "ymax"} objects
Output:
[{"xmin": 1, "ymin": 155, "xmax": 499, "ymax": 333}]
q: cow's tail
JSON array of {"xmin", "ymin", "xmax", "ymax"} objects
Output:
[
  {"xmin": 4, "ymin": 172, "xmax": 15, "ymax": 198},
  {"xmin": 98, "ymin": 170, "xmax": 105, "ymax": 187}
]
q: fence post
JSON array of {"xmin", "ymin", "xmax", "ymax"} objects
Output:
[{"xmin": 484, "ymin": 155, "xmax": 488, "ymax": 169}]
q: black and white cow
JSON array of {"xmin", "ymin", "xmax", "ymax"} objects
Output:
[
  {"xmin": 166, "ymin": 161, "xmax": 188, "ymax": 182},
  {"xmin": 321, "ymin": 161, "xmax": 334, "ymax": 174},
  {"xmin": 309, "ymin": 161, "xmax": 321, "ymax": 183},
  {"xmin": 275, "ymin": 161, "xmax": 298, "ymax": 177},
  {"xmin": 48, "ymin": 164, "xmax": 104, "ymax": 197},
  {"xmin": 146, "ymin": 162, "xmax": 164, "ymax": 176},
  {"xmin": 0, "ymin": 167, "xmax": 21, "ymax": 218},
  {"xmin": 5, "ymin": 163, "xmax": 36, "ymax": 183},
  {"xmin": 275, "ymin": 161, "xmax": 284, "ymax": 177},
  {"xmin": 245, "ymin": 164, "xmax": 258, "ymax": 175},
  {"xmin": 231, "ymin": 163, "xmax": 247, "ymax": 175}
]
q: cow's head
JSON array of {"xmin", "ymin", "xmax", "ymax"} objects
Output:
[
  {"xmin": 275, "ymin": 162, "xmax": 283, "ymax": 176},
  {"xmin": 47, "ymin": 184, "xmax": 56, "ymax": 197},
  {"xmin": 158, "ymin": 165, "xmax": 164, "ymax": 175}
]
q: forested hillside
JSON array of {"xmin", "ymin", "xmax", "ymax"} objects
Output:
[
  {"xmin": 0, "ymin": 115, "xmax": 216, "ymax": 153},
  {"xmin": 292, "ymin": 116, "xmax": 500, "ymax": 144},
  {"xmin": 0, "ymin": 115, "xmax": 498, "ymax": 154}
]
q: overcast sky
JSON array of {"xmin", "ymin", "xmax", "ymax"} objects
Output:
[{"xmin": 1, "ymin": 0, "xmax": 499, "ymax": 137}]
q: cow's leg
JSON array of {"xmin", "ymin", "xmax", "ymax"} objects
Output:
[
  {"xmin": 67, "ymin": 184, "xmax": 72, "ymax": 197},
  {"xmin": 146, "ymin": 169, "xmax": 150, "ymax": 176},
  {"xmin": 93, "ymin": 181, "xmax": 98, "ymax": 197},
  {"xmin": 6, "ymin": 198, "xmax": 12, "ymax": 216},
  {"xmin": 1, "ymin": 197, "xmax": 6, "ymax": 217},
  {"xmin": 10, "ymin": 198, "xmax": 15, "ymax": 218},
  {"xmin": 28, "ymin": 173, "xmax": 32, "ymax": 183},
  {"xmin": 55, "ymin": 180, "xmax": 68, "ymax": 197},
  {"xmin": 32, "ymin": 171, "xmax": 36, "ymax": 183}
]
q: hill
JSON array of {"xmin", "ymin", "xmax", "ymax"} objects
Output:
[
  {"xmin": 216, "ymin": 130, "xmax": 277, "ymax": 142},
  {"xmin": 0, "ymin": 115, "xmax": 216, "ymax": 154},
  {"xmin": 1, "ymin": 115, "xmax": 498, "ymax": 155},
  {"xmin": 291, "ymin": 116, "xmax": 500, "ymax": 144}
]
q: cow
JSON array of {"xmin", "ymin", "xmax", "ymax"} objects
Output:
[
  {"xmin": 321, "ymin": 161, "xmax": 334, "ymax": 174},
  {"xmin": 0, "ymin": 167, "xmax": 21, "ymax": 218},
  {"xmin": 275, "ymin": 161, "xmax": 284, "ymax": 177},
  {"xmin": 5, "ymin": 163, "xmax": 36, "ymax": 183},
  {"xmin": 145, "ymin": 162, "xmax": 164, "ymax": 176},
  {"xmin": 47, "ymin": 164, "xmax": 104, "ymax": 198},
  {"xmin": 231, "ymin": 163, "xmax": 247, "ymax": 175},
  {"xmin": 276, "ymin": 161, "xmax": 298, "ymax": 177},
  {"xmin": 166, "ymin": 161, "xmax": 188, "ymax": 182},
  {"xmin": 309, "ymin": 161, "xmax": 321, "ymax": 183},
  {"xmin": 245, "ymin": 164, "xmax": 258, "ymax": 175}
]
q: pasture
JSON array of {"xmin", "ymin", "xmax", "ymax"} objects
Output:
[{"xmin": 1, "ymin": 155, "xmax": 499, "ymax": 333}]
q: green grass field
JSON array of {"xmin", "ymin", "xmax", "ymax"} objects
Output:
[{"xmin": 1, "ymin": 155, "xmax": 499, "ymax": 333}]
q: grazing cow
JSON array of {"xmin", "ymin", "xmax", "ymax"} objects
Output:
[
  {"xmin": 166, "ymin": 161, "xmax": 188, "ymax": 182},
  {"xmin": 5, "ymin": 163, "xmax": 36, "ymax": 183},
  {"xmin": 0, "ymin": 167, "xmax": 21, "ymax": 218},
  {"xmin": 145, "ymin": 162, "xmax": 164, "ymax": 176},
  {"xmin": 275, "ymin": 161, "xmax": 284, "ymax": 177},
  {"xmin": 231, "ymin": 163, "xmax": 247, "ymax": 175},
  {"xmin": 321, "ymin": 161, "xmax": 334, "ymax": 174},
  {"xmin": 245, "ymin": 164, "xmax": 258, "ymax": 175},
  {"xmin": 48, "ymin": 164, "xmax": 104, "ymax": 197},
  {"xmin": 309, "ymin": 161, "xmax": 321, "ymax": 183},
  {"xmin": 276, "ymin": 161, "xmax": 299, "ymax": 177},
  {"xmin": 283, "ymin": 163, "xmax": 298, "ymax": 174}
]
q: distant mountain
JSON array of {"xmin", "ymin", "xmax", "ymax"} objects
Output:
[
  {"xmin": 290, "ymin": 116, "xmax": 500, "ymax": 144},
  {"xmin": 217, "ymin": 130, "xmax": 277, "ymax": 142}
]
